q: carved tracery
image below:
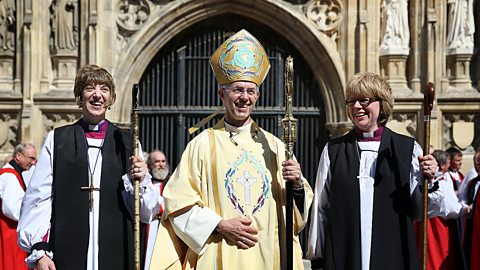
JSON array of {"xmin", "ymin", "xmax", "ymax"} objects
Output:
[
  {"xmin": 0, "ymin": 112, "xmax": 18, "ymax": 152},
  {"xmin": 43, "ymin": 112, "xmax": 80, "ymax": 133},
  {"xmin": 116, "ymin": 0, "xmax": 152, "ymax": 37},
  {"xmin": 303, "ymin": 0, "xmax": 342, "ymax": 40}
]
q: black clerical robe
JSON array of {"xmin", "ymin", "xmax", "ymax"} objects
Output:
[
  {"xmin": 47, "ymin": 120, "xmax": 144, "ymax": 270},
  {"xmin": 324, "ymin": 127, "xmax": 419, "ymax": 270}
]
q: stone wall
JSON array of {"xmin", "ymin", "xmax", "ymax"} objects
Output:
[{"xmin": 1, "ymin": 0, "xmax": 478, "ymax": 168}]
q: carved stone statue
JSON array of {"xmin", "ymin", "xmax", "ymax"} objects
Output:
[
  {"xmin": 0, "ymin": 0, "xmax": 15, "ymax": 52},
  {"xmin": 50, "ymin": 0, "xmax": 77, "ymax": 51},
  {"xmin": 379, "ymin": 0, "xmax": 410, "ymax": 53},
  {"xmin": 447, "ymin": 0, "xmax": 475, "ymax": 51}
]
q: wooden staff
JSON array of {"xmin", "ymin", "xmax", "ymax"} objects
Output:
[
  {"xmin": 281, "ymin": 56, "xmax": 297, "ymax": 270},
  {"xmin": 132, "ymin": 84, "xmax": 141, "ymax": 270},
  {"xmin": 422, "ymin": 82, "xmax": 435, "ymax": 270}
]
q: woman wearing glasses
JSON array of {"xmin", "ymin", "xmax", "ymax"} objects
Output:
[{"xmin": 306, "ymin": 72, "xmax": 457, "ymax": 270}]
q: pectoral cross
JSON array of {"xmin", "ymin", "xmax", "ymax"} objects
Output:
[
  {"xmin": 357, "ymin": 174, "xmax": 370, "ymax": 180},
  {"xmin": 81, "ymin": 174, "xmax": 100, "ymax": 211},
  {"xmin": 237, "ymin": 171, "xmax": 257, "ymax": 205}
]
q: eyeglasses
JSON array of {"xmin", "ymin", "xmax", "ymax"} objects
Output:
[
  {"xmin": 226, "ymin": 87, "xmax": 259, "ymax": 97},
  {"xmin": 20, "ymin": 152, "xmax": 36, "ymax": 163},
  {"xmin": 345, "ymin": 97, "xmax": 381, "ymax": 107}
]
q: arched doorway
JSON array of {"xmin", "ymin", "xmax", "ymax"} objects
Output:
[{"xmin": 138, "ymin": 15, "xmax": 328, "ymax": 249}]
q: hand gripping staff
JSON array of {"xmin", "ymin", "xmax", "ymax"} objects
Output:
[
  {"xmin": 281, "ymin": 56, "xmax": 297, "ymax": 270},
  {"xmin": 132, "ymin": 84, "xmax": 141, "ymax": 270}
]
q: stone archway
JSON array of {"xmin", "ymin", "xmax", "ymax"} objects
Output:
[{"xmin": 111, "ymin": 0, "xmax": 346, "ymax": 133}]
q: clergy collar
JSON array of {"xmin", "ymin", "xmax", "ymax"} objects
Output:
[
  {"xmin": 354, "ymin": 126, "xmax": 384, "ymax": 142},
  {"xmin": 9, "ymin": 159, "xmax": 24, "ymax": 173},
  {"xmin": 224, "ymin": 120, "xmax": 252, "ymax": 135},
  {"xmin": 80, "ymin": 119, "xmax": 108, "ymax": 139}
]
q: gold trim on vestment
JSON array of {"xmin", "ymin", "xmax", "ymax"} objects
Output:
[
  {"xmin": 207, "ymin": 127, "xmax": 223, "ymax": 269},
  {"xmin": 265, "ymin": 131, "xmax": 285, "ymax": 270}
]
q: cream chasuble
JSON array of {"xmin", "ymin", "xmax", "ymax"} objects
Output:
[{"xmin": 160, "ymin": 119, "xmax": 313, "ymax": 270}]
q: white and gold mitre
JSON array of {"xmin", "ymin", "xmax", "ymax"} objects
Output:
[{"xmin": 209, "ymin": 29, "xmax": 270, "ymax": 86}]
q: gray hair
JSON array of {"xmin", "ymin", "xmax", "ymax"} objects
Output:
[
  {"xmin": 432, "ymin": 150, "xmax": 450, "ymax": 166},
  {"xmin": 147, "ymin": 149, "xmax": 167, "ymax": 166},
  {"xmin": 13, "ymin": 143, "xmax": 35, "ymax": 156}
]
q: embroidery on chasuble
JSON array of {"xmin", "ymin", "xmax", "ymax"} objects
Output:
[{"xmin": 224, "ymin": 148, "xmax": 270, "ymax": 217}]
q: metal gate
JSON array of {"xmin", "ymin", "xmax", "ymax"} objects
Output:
[{"xmin": 138, "ymin": 15, "xmax": 329, "ymax": 250}]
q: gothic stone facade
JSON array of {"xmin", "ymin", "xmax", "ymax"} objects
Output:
[{"xmin": 0, "ymin": 0, "xmax": 479, "ymax": 168}]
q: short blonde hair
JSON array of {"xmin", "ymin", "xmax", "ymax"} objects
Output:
[
  {"xmin": 345, "ymin": 72, "xmax": 394, "ymax": 125},
  {"xmin": 73, "ymin": 65, "xmax": 116, "ymax": 108}
]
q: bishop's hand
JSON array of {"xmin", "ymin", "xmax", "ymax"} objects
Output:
[
  {"xmin": 129, "ymin": 156, "xmax": 147, "ymax": 182},
  {"xmin": 215, "ymin": 217, "xmax": 259, "ymax": 250},
  {"xmin": 282, "ymin": 160, "xmax": 304, "ymax": 188}
]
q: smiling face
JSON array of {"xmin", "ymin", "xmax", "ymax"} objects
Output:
[
  {"xmin": 345, "ymin": 72, "xmax": 394, "ymax": 133},
  {"xmin": 347, "ymin": 97, "xmax": 382, "ymax": 133},
  {"xmin": 219, "ymin": 81, "xmax": 259, "ymax": 127},
  {"xmin": 73, "ymin": 65, "xmax": 116, "ymax": 124},
  {"xmin": 80, "ymin": 84, "xmax": 111, "ymax": 124}
]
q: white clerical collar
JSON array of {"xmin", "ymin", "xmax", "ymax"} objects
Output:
[
  {"xmin": 224, "ymin": 121, "xmax": 252, "ymax": 135},
  {"xmin": 363, "ymin": 131, "xmax": 374, "ymax": 138},
  {"xmin": 88, "ymin": 120, "xmax": 106, "ymax": 131}
]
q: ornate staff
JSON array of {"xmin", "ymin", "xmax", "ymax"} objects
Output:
[
  {"xmin": 282, "ymin": 56, "xmax": 297, "ymax": 270},
  {"xmin": 421, "ymin": 82, "xmax": 435, "ymax": 270},
  {"xmin": 132, "ymin": 84, "xmax": 141, "ymax": 270}
]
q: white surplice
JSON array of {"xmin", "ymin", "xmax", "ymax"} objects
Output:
[{"xmin": 0, "ymin": 163, "xmax": 25, "ymax": 221}]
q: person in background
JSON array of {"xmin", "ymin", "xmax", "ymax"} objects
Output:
[
  {"xmin": 458, "ymin": 148, "xmax": 480, "ymax": 204},
  {"xmin": 461, "ymin": 150, "xmax": 480, "ymax": 269},
  {"xmin": 419, "ymin": 150, "xmax": 468, "ymax": 270},
  {"xmin": 17, "ymin": 65, "xmax": 160, "ymax": 270},
  {"xmin": 446, "ymin": 147, "xmax": 464, "ymax": 192},
  {"xmin": 144, "ymin": 149, "xmax": 171, "ymax": 270},
  {"xmin": 0, "ymin": 143, "xmax": 36, "ymax": 270}
]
